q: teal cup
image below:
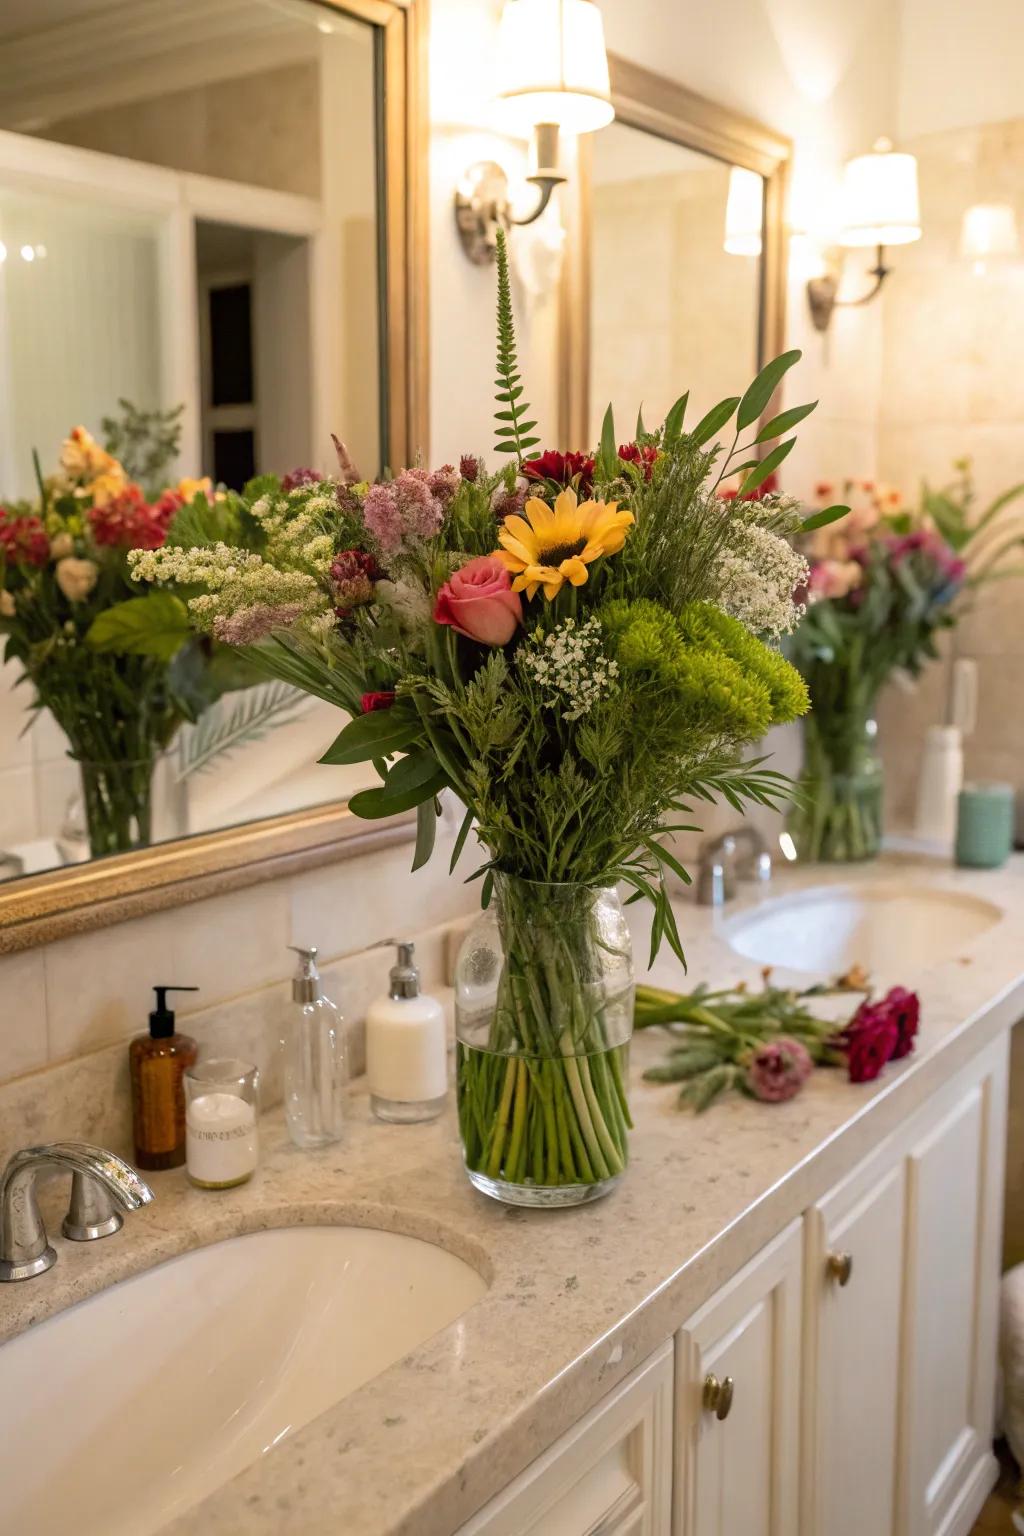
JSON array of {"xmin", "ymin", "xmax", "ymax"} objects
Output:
[{"xmin": 955, "ymin": 782, "xmax": 1015, "ymax": 869}]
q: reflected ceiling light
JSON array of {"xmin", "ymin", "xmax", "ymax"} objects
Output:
[
  {"xmin": 960, "ymin": 202, "xmax": 1019, "ymax": 274},
  {"xmin": 724, "ymin": 167, "xmax": 763, "ymax": 256},
  {"xmin": 0, "ymin": 242, "xmax": 6, "ymax": 263},
  {"xmin": 807, "ymin": 138, "xmax": 921, "ymax": 331},
  {"xmin": 455, "ymin": 0, "xmax": 614, "ymax": 264},
  {"xmin": 19, "ymin": 244, "xmax": 35, "ymax": 262}
]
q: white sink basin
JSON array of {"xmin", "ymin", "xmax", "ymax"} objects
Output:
[
  {"xmin": 723, "ymin": 882, "xmax": 1002, "ymax": 977},
  {"xmin": 0, "ymin": 1225, "xmax": 487, "ymax": 1536}
]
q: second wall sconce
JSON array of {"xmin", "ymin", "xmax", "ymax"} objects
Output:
[
  {"xmin": 807, "ymin": 138, "xmax": 921, "ymax": 331},
  {"xmin": 455, "ymin": 0, "xmax": 614, "ymax": 265}
]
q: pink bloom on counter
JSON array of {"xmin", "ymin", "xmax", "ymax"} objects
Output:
[
  {"xmin": 745, "ymin": 1036, "xmax": 814, "ymax": 1103},
  {"xmin": 433, "ymin": 554, "xmax": 522, "ymax": 646}
]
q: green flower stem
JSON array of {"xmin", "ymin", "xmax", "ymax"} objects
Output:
[{"xmin": 457, "ymin": 877, "xmax": 632, "ymax": 1191}]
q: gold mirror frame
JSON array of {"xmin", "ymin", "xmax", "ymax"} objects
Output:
[
  {"xmin": 559, "ymin": 54, "xmax": 791, "ymax": 450},
  {"xmin": 0, "ymin": 0, "xmax": 429, "ymax": 955}
]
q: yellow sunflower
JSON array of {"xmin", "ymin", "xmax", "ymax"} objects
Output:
[{"xmin": 495, "ymin": 487, "xmax": 635, "ymax": 601}]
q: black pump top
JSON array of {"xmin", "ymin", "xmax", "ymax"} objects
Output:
[{"xmin": 149, "ymin": 985, "xmax": 199, "ymax": 1038}]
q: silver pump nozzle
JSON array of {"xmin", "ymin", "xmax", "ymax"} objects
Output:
[
  {"xmin": 389, "ymin": 941, "xmax": 420, "ymax": 1001},
  {"xmin": 289, "ymin": 944, "xmax": 322, "ymax": 1004}
]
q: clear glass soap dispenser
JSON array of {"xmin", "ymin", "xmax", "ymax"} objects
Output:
[{"xmin": 282, "ymin": 945, "xmax": 345, "ymax": 1149}]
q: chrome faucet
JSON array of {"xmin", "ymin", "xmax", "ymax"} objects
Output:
[
  {"xmin": 0, "ymin": 1142, "xmax": 153, "ymax": 1283},
  {"xmin": 696, "ymin": 827, "xmax": 772, "ymax": 906}
]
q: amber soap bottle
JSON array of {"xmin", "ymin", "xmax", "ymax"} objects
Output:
[{"xmin": 130, "ymin": 986, "xmax": 199, "ymax": 1170}]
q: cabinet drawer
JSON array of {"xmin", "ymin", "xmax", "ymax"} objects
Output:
[
  {"xmin": 675, "ymin": 1220, "xmax": 803, "ymax": 1536},
  {"xmin": 458, "ymin": 1342, "xmax": 673, "ymax": 1536}
]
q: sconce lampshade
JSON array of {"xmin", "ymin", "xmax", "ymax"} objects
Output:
[
  {"xmin": 495, "ymin": 0, "xmax": 614, "ymax": 135},
  {"xmin": 840, "ymin": 138, "xmax": 921, "ymax": 248},
  {"xmin": 724, "ymin": 166, "xmax": 764, "ymax": 256},
  {"xmin": 960, "ymin": 203, "xmax": 1019, "ymax": 263}
]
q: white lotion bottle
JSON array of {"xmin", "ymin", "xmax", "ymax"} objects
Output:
[{"xmin": 366, "ymin": 942, "xmax": 447, "ymax": 1123}]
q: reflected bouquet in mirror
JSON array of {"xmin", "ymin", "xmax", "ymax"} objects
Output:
[
  {"xmin": 0, "ymin": 407, "xmax": 216, "ymax": 859},
  {"xmin": 134, "ymin": 228, "xmax": 843, "ymax": 1206},
  {"xmin": 788, "ymin": 469, "xmax": 1024, "ymax": 862}
]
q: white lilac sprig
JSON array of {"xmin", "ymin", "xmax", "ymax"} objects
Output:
[{"xmin": 518, "ymin": 615, "xmax": 619, "ymax": 722}]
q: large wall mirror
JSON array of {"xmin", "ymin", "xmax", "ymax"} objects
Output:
[
  {"xmin": 560, "ymin": 56, "xmax": 790, "ymax": 450},
  {"xmin": 0, "ymin": 0, "xmax": 425, "ymax": 950}
]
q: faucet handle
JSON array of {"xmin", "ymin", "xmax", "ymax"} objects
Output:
[{"xmin": 62, "ymin": 1171, "xmax": 124, "ymax": 1242}]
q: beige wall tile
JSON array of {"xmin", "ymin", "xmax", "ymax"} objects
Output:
[
  {"xmin": 0, "ymin": 948, "xmax": 48, "ymax": 1084},
  {"xmin": 44, "ymin": 908, "xmax": 178, "ymax": 1062}
]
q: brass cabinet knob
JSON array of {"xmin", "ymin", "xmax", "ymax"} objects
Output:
[
  {"xmin": 703, "ymin": 1373, "xmax": 734, "ymax": 1421},
  {"xmin": 826, "ymin": 1251, "xmax": 853, "ymax": 1287}
]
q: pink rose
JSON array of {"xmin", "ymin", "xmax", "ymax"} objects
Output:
[{"xmin": 433, "ymin": 555, "xmax": 522, "ymax": 646}]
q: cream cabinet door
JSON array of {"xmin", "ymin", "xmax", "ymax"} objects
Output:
[
  {"xmin": 457, "ymin": 1342, "xmax": 673, "ymax": 1536},
  {"xmin": 898, "ymin": 1036, "xmax": 1008, "ymax": 1536},
  {"xmin": 675, "ymin": 1220, "xmax": 803, "ymax": 1536},
  {"xmin": 802, "ymin": 1138, "xmax": 906, "ymax": 1536}
]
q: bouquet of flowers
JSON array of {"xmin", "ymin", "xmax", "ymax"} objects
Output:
[
  {"xmin": 129, "ymin": 229, "xmax": 838, "ymax": 1204},
  {"xmin": 0, "ymin": 407, "xmax": 239, "ymax": 857},
  {"xmin": 789, "ymin": 467, "xmax": 1024, "ymax": 862}
]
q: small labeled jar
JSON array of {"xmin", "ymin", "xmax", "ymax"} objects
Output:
[{"xmin": 185, "ymin": 1059, "xmax": 260, "ymax": 1189}]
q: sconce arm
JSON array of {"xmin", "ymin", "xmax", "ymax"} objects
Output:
[{"xmin": 807, "ymin": 243, "xmax": 892, "ymax": 332}]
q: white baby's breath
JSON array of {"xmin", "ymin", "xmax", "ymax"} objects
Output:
[{"xmin": 519, "ymin": 616, "xmax": 619, "ymax": 721}]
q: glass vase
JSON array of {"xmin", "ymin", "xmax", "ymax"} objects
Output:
[
  {"xmin": 787, "ymin": 710, "xmax": 884, "ymax": 862},
  {"xmin": 454, "ymin": 875, "xmax": 634, "ymax": 1209},
  {"xmin": 73, "ymin": 756, "xmax": 157, "ymax": 859}
]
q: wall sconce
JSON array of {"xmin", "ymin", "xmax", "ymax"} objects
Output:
[
  {"xmin": 959, "ymin": 203, "xmax": 1019, "ymax": 274},
  {"xmin": 723, "ymin": 166, "xmax": 764, "ymax": 256},
  {"xmin": 454, "ymin": 0, "xmax": 614, "ymax": 265},
  {"xmin": 806, "ymin": 138, "xmax": 921, "ymax": 332}
]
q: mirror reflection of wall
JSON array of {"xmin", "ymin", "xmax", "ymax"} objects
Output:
[
  {"xmin": 0, "ymin": 0, "xmax": 388, "ymax": 882},
  {"xmin": 589, "ymin": 121, "xmax": 764, "ymax": 444}
]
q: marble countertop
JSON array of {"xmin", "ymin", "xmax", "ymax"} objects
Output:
[{"xmin": 3, "ymin": 851, "xmax": 1023, "ymax": 1536}]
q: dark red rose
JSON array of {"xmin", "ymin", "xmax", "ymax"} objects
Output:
[
  {"xmin": 882, "ymin": 986, "xmax": 920, "ymax": 1059},
  {"xmin": 0, "ymin": 511, "xmax": 49, "ymax": 567},
  {"xmin": 360, "ymin": 690, "xmax": 396, "ymax": 713},
  {"xmin": 522, "ymin": 449, "xmax": 595, "ymax": 492},
  {"xmin": 617, "ymin": 442, "xmax": 658, "ymax": 480},
  {"xmin": 840, "ymin": 999, "xmax": 899, "ymax": 1083}
]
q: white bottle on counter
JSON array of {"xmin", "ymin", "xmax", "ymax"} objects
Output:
[{"xmin": 366, "ymin": 942, "xmax": 447, "ymax": 1123}]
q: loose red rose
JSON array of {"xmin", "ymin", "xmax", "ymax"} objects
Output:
[
  {"xmin": 840, "ymin": 999, "xmax": 899, "ymax": 1083},
  {"xmin": 881, "ymin": 985, "xmax": 920, "ymax": 1059},
  {"xmin": 360, "ymin": 690, "xmax": 396, "ymax": 713}
]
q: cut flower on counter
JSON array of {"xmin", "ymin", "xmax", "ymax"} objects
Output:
[{"xmin": 636, "ymin": 977, "xmax": 920, "ymax": 1110}]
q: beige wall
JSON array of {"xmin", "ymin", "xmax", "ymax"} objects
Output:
[{"xmin": 875, "ymin": 115, "xmax": 1024, "ymax": 834}]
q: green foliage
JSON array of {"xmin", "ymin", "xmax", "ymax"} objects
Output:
[
  {"xmin": 86, "ymin": 592, "xmax": 192, "ymax": 661},
  {"xmin": 176, "ymin": 681, "xmax": 312, "ymax": 779},
  {"xmin": 101, "ymin": 399, "xmax": 183, "ymax": 496},
  {"xmin": 492, "ymin": 227, "xmax": 538, "ymax": 462}
]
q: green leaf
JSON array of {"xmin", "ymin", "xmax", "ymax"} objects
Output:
[
  {"xmin": 412, "ymin": 798, "xmax": 439, "ymax": 871},
  {"xmin": 318, "ymin": 708, "xmax": 419, "ymax": 765},
  {"xmin": 801, "ymin": 503, "xmax": 850, "ymax": 532},
  {"xmin": 739, "ymin": 437, "xmax": 795, "ymax": 495},
  {"xmin": 690, "ymin": 396, "xmax": 741, "ymax": 447},
  {"xmin": 736, "ymin": 349, "xmax": 802, "ymax": 431},
  {"xmin": 381, "ymin": 748, "xmax": 445, "ymax": 803},
  {"xmin": 450, "ymin": 802, "xmax": 475, "ymax": 873},
  {"xmin": 754, "ymin": 400, "xmax": 817, "ymax": 444},
  {"xmin": 635, "ymin": 404, "xmax": 646, "ymax": 439},
  {"xmin": 86, "ymin": 592, "xmax": 191, "ymax": 661},
  {"xmin": 596, "ymin": 403, "xmax": 617, "ymax": 481},
  {"xmin": 348, "ymin": 768, "xmax": 447, "ymax": 819},
  {"xmin": 493, "ymin": 226, "xmax": 535, "ymax": 465},
  {"xmin": 663, "ymin": 391, "xmax": 688, "ymax": 441}
]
